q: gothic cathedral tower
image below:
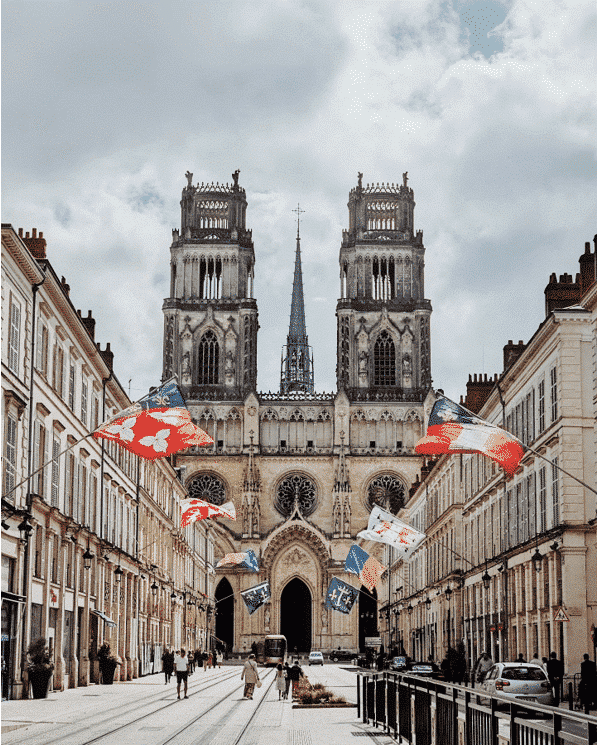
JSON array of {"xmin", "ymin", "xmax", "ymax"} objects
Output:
[
  {"xmin": 336, "ymin": 173, "xmax": 432, "ymax": 403},
  {"xmin": 162, "ymin": 170, "xmax": 258, "ymax": 400}
]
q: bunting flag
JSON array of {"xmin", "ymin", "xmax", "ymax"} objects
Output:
[
  {"xmin": 325, "ymin": 578, "xmax": 359, "ymax": 614},
  {"xmin": 216, "ymin": 550, "xmax": 259, "ymax": 572},
  {"xmin": 344, "ymin": 544, "xmax": 386, "ymax": 593},
  {"xmin": 357, "ymin": 505, "xmax": 426, "ymax": 555},
  {"xmin": 93, "ymin": 378, "xmax": 213, "ymax": 460},
  {"xmin": 415, "ymin": 395, "xmax": 524, "ymax": 475},
  {"xmin": 240, "ymin": 581, "xmax": 271, "ymax": 615},
  {"xmin": 181, "ymin": 499, "xmax": 236, "ymax": 527}
]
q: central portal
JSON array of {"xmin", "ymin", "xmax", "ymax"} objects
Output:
[{"xmin": 280, "ymin": 578, "xmax": 312, "ymax": 655}]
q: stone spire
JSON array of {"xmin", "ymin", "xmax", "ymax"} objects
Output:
[{"xmin": 280, "ymin": 206, "xmax": 314, "ymax": 394}]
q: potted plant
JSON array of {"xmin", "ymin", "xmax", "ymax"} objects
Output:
[
  {"xmin": 97, "ymin": 642, "xmax": 121, "ymax": 685},
  {"xmin": 27, "ymin": 637, "xmax": 54, "ymax": 699}
]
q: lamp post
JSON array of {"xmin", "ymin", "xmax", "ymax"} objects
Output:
[{"xmin": 83, "ymin": 547, "xmax": 94, "ymax": 571}]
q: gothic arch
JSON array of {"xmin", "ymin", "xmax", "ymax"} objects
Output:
[{"xmin": 262, "ymin": 522, "xmax": 329, "ymax": 577}]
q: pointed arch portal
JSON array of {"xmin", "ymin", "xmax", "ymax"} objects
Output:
[
  {"xmin": 215, "ymin": 578, "xmax": 234, "ymax": 652},
  {"xmin": 358, "ymin": 585, "xmax": 378, "ymax": 652},
  {"xmin": 280, "ymin": 578, "xmax": 312, "ymax": 655}
]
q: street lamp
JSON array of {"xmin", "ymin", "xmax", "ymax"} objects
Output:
[
  {"xmin": 114, "ymin": 565, "xmax": 124, "ymax": 583},
  {"xmin": 151, "ymin": 580, "xmax": 159, "ymax": 597},
  {"xmin": 83, "ymin": 547, "xmax": 94, "ymax": 570},
  {"xmin": 17, "ymin": 515, "xmax": 33, "ymax": 543},
  {"xmin": 445, "ymin": 586, "xmax": 453, "ymax": 598},
  {"xmin": 482, "ymin": 566, "xmax": 491, "ymax": 590},
  {"xmin": 425, "ymin": 596, "xmax": 432, "ymax": 606},
  {"xmin": 407, "ymin": 603, "xmax": 413, "ymax": 615},
  {"xmin": 531, "ymin": 547, "xmax": 543, "ymax": 573}
]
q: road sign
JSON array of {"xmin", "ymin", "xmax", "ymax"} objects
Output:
[
  {"xmin": 365, "ymin": 636, "xmax": 382, "ymax": 647},
  {"xmin": 553, "ymin": 607, "xmax": 570, "ymax": 622}
]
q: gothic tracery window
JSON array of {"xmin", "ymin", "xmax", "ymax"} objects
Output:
[
  {"xmin": 275, "ymin": 473, "xmax": 317, "ymax": 518},
  {"xmin": 373, "ymin": 331, "xmax": 395, "ymax": 386},
  {"xmin": 187, "ymin": 473, "xmax": 226, "ymax": 505},
  {"xmin": 367, "ymin": 474, "xmax": 406, "ymax": 514},
  {"xmin": 197, "ymin": 330, "xmax": 219, "ymax": 385}
]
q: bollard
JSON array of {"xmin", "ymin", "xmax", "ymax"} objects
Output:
[{"xmin": 568, "ymin": 682, "xmax": 574, "ymax": 710}]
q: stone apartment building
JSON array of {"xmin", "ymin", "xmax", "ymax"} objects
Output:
[
  {"xmin": 380, "ymin": 237, "xmax": 597, "ymax": 679},
  {"xmin": 2, "ymin": 225, "xmax": 216, "ymax": 699}
]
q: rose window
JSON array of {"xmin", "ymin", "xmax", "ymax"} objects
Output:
[
  {"xmin": 367, "ymin": 474, "xmax": 406, "ymax": 514},
  {"xmin": 275, "ymin": 474, "xmax": 317, "ymax": 518},
  {"xmin": 187, "ymin": 474, "xmax": 226, "ymax": 505}
]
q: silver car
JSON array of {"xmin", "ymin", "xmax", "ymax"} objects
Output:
[{"xmin": 480, "ymin": 662, "xmax": 554, "ymax": 706}]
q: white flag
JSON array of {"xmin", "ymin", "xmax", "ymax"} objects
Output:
[{"xmin": 357, "ymin": 505, "xmax": 426, "ymax": 555}]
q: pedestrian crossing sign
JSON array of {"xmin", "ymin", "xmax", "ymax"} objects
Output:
[{"xmin": 553, "ymin": 607, "xmax": 570, "ymax": 622}]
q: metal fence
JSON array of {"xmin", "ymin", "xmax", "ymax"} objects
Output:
[{"xmin": 358, "ymin": 671, "xmax": 597, "ymax": 745}]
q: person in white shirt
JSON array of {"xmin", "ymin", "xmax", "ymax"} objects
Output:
[{"xmin": 174, "ymin": 649, "xmax": 189, "ymax": 699}]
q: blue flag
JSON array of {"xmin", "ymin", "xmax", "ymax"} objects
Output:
[
  {"xmin": 216, "ymin": 550, "xmax": 259, "ymax": 572},
  {"xmin": 344, "ymin": 544, "xmax": 386, "ymax": 593},
  {"xmin": 241, "ymin": 581, "xmax": 271, "ymax": 615},
  {"xmin": 325, "ymin": 578, "xmax": 359, "ymax": 614}
]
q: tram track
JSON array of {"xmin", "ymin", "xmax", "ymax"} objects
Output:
[{"xmin": 3, "ymin": 669, "xmax": 240, "ymax": 745}]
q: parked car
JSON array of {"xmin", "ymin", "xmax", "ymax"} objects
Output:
[
  {"xmin": 479, "ymin": 663, "xmax": 553, "ymax": 706},
  {"xmin": 329, "ymin": 649, "xmax": 355, "ymax": 662},
  {"xmin": 404, "ymin": 661, "xmax": 444, "ymax": 679},
  {"xmin": 308, "ymin": 651, "xmax": 324, "ymax": 666},
  {"xmin": 390, "ymin": 656, "xmax": 409, "ymax": 671}
]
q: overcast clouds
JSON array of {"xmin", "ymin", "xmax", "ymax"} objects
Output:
[{"xmin": 3, "ymin": 0, "xmax": 596, "ymax": 403}]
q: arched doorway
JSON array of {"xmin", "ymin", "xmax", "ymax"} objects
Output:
[
  {"xmin": 280, "ymin": 578, "xmax": 312, "ymax": 655},
  {"xmin": 215, "ymin": 578, "xmax": 234, "ymax": 653},
  {"xmin": 358, "ymin": 585, "xmax": 378, "ymax": 652}
]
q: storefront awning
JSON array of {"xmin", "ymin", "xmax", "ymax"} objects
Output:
[
  {"xmin": 1, "ymin": 590, "xmax": 26, "ymax": 604},
  {"xmin": 91, "ymin": 609, "xmax": 116, "ymax": 627}
]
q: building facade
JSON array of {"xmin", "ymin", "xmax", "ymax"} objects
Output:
[
  {"xmin": 165, "ymin": 171, "xmax": 433, "ymax": 656},
  {"xmin": 380, "ymin": 238, "xmax": 597, "ymax": 681},
  {"xmin": 2, "ymin": 225, "xmax": 216, "ymax": 700}
]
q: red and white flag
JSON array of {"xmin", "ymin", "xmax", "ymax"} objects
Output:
[
  {"xmin": 181, "ymin": 499, "xmax": 236, "ymax": 527},
  {"xmin": 415, "ymin": 396, "xmax": 524, "ymax": 475},
  {"xmin": 357, "ymin": 505, "xmax": 426, "ymax": 555}
]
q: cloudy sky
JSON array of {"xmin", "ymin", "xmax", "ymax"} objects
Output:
[{"xmin": 3, "ymin": 0, "xmax": 596, "ymax": 403}]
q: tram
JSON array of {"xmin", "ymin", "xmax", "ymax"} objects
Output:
[{"xmin": 263, "ymin": 635, "xmax": 287, "ymax": 666}]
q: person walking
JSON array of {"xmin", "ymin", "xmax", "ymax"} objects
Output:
[
  {"xmin": 516, "ymin": 653, "xmax": 526, "ymax": 663},
  {"xmin": 579, "ymin": 653, "xmax": 597, "ymax": 714},
  {"xmin": 275, "ymin": 663, "xmax": 286, "ymax": 700},
  {"xmin": 162, "ymin": 648, "xmax": 174, "ymax": 685},
  {"xmin": 217, "ymin": 650, "xmax": 223, "ymax": 668},
  {"xmin": 194, "ymin": 648, "xmax": 201, "ymax": 671},
  {"xmin": 529, "ymin": 652, "xmax": 541, "ymax": 667},
  {"xmin": 283, "ymin": 660, "xmax": 291, "ymax": 700},
  {"xmin": 174, "ymin": 649, "xmax": 189, "ymax": 699},
  {"xmin": 202, "ymin": 650, "xmax": 208, "ymax": 671},
  {"xmin": 241, "ymin": 653, "xmax": 260, "ymax": 699},
  {"xmin": 474, "ymin": 652, "xmax": 493, "ymax": 685},
  {"xmin": 545, "ymin": 651, "xmax": 564, "ymax": 706},
  {"xmin": 288, "ymin": 659, "xmax": 304, "ymax": 699}
]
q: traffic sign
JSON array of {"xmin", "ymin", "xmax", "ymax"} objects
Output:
[
  {"xmin": 553, "ymin": 607, "xmax": 570, "ymax": 622},
  {"xmin": 365, "ymin": 636, "xmax": 382, "ymax": 646}
]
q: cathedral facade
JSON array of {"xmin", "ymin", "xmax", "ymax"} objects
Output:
[{"xmin": 162, "ymin": 171, "xmax": 432, "ymax": 654}]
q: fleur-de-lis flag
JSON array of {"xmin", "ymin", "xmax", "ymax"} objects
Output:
[
  {"xmin": 93, "ymin": 378, "xmax": 212, "ymax": 460},
  {"xmin": 325, "ymin": 578, "xmax": 359, "ymax": 614},
  {"xmin": 240, "ymin": 581, "xmax": 271, "ymax": 615}
]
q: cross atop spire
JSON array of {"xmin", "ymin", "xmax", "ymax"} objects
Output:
[{"xmin": 292, "ymin": 204, "xmax": 305, "ymax": 238}]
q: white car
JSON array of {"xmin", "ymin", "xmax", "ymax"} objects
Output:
[
  {"xmin": 308, "ymin": 651, "xmax": 324, "ymax": 666},
  {"xmin": 480, "ymin": 663, "xmax": 554, "ymax": 706}
]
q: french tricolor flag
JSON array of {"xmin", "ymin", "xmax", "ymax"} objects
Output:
[{"xmin": 415, "ymin": 396, "xmax": 524, "ymax": 475}]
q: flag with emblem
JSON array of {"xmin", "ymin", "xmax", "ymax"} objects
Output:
[
  {"xmin": 325, "ymin": 577, "xmax": 359, "ymax": 614},
  {"xmin": 181, "ymin": 499, "xmax": 236, "ymax": 527},
  {"xmin": 240, "ymin": 581, "xmax": 271, "ymax": 615},
  {"xmin": 415, "ymin": 395, "xmax": 524, "ymax": 475},
  {"xmin": 344, "ymin": 544, "xmax": 386, "ymax": 593},
  {"xmin": 216, "ymin": 550, "xmax": 259, "ymax": 572},
  {"xmin": 357, "ymin": 505, "xmax": 426, "ymax": 556},
  {"xmin": 93, "ymin": 378, "xmax": 213, "ymax": 460}
]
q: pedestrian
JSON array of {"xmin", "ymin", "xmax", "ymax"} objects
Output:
[
  {"xmin": 452, "ymin": 643, "xmax": 466, "ymax": 685},
  {"xmin": 579, "ymin": 653, "xmax": 597, "ymax": 714},
  {"xmin": 275, "ymin": 663, "xmax": 286, "ymax": 700},
  {"xmin": 217, "ymin": 650, "xmax": 223, "ymax": 668},
  {"xmin": 283, "ymin": 660, "xmax": 291, "ymax": 699},
  {"xmin": 474, "ymin": 652, "xmax": 493, "ymax": 685},
  {"xmin": 202, "ymin": 650, "xmax": 208, "ymax": 671},
  {"xmin": 241, "ymin": 653, "xmax": 260, "ymax": 699},
  {"xmin": 174, "ymin": 648, "xmax": 189, "ymax": 699},
  {"xmin": 529, "ymin": 652, "xmax": 541, "ymax": 667},
  {"xmin": 287, "ymin": 659, "xmax": 304, "ymax": 699},
  {"xmin": 162, "ymin": 647, "xmax": 174, "ymax": 685},
  {"xmin": 516, "ymin": 653, "xmax": 526, "ymax": 663},
  {"xmin": 194, "ymin": 648, "xmax": 201, "ymax": 671},
  {"xmin": 207, "ymin": 650, "xmax": 213, "ymax": 668},
  {"xmin": 545, "ymin": 651, "xmax": 564, "ymax": 706},
  {"xmin": 441, "ymin": 653, "xmax": 452, "ymax": 683},
  {"xmin": 187, "ymin": 650, "xmax": 194, "ymax": 674},
  {"xmin": 541, "ymin": 656, "xmax": 549, "ymax": 672}
]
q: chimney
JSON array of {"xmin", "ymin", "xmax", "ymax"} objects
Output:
[
  {"xmin": 60, "ymin": 276, "xmax": 70, "ymax": 297},
  {"xmin": 503, "ymin": 340, "xmax": 526, "ymax": 371},
  {"xmin": 78, "ymin": 309, "xmax": 96, "ymax": 341},
  {"xmin": 544, "ymin": 269, "xmax": 580, "ymax": 315},
  {"xmin": 464, "ymin": 373, "xmax": 498, "ymax": 414},
  {"xmin": 20, "ymin": 227, "xmax": 47, "ymax": 259},
  {"xmin": 98, "ymin": 342, "xmax": 114, "ymax": 371},
  {"xmin": 579, "ymin": 240, "xmax": 597, "ymax": 297}
]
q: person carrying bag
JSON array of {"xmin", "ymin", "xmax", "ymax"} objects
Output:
[{"xmin": 241, "ymin": 653, "xmax": 260, "ymax": 699}]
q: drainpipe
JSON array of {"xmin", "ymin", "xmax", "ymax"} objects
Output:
[{"xmin": 99, "ymin": 371, "xmax": 113, "ymax": 542}]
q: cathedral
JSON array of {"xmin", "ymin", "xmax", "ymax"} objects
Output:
[{"xmin": 162, "ymin": 170, "xmax": 433, "ymax": 654}]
